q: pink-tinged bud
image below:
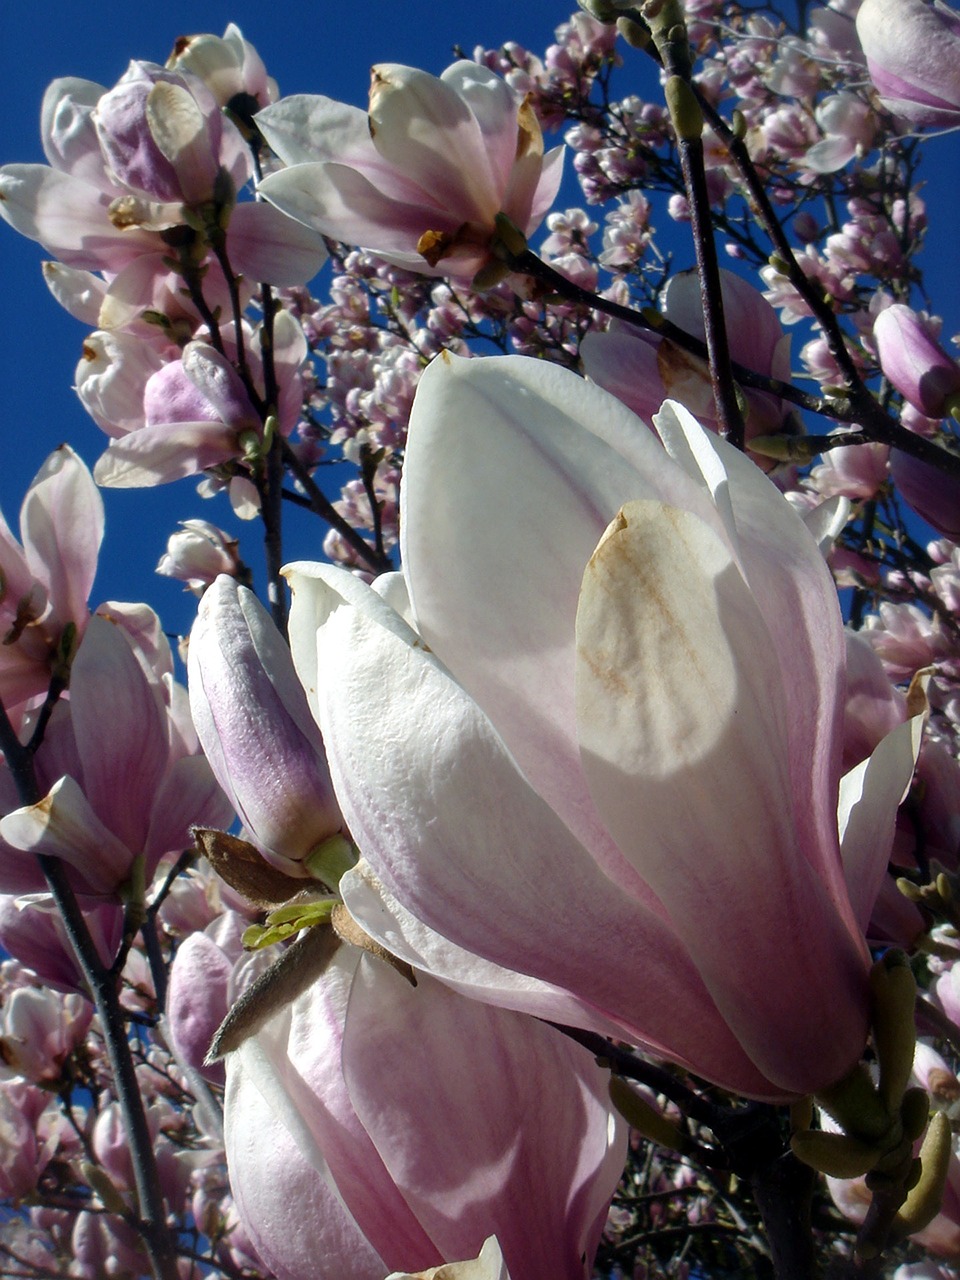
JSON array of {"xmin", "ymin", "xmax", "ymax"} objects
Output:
[
  {"xmin": 256, "ymin": 61, "xmax": 563, "ymax": 281},
  {"xmin": 856, "ymin": 0, "xmax": 960, "ymax": 126},
  {"xmin": 157, "ymin": 519, "xmax": 242, "ymax": 594},
  {"xmin": 188, "ymin": 576, "xmax": 343, "ymax": 876},
  {"xmin": 166, "ymin": 25, "xmax": 277, "ymax": 111},
  {"xmin": 890, "ymin": 450, "xmax": 960, "ymax": 540},
  {"xmin": 874, "ymin": 305, "xmax": 960, "ymax": 418}
]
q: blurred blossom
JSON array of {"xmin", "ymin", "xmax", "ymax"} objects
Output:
[
  {"xmin": 157, "ymin": 519, "xmax": 243, "ymax": 594},
  {"xmin": 857, "ymin": 0, "xmax": 960, "ymax": 125}
]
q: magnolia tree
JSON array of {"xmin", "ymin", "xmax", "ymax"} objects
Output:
[{"xmin": 1, "ymin": 2, "xmax": 960, "ymax": 1278}]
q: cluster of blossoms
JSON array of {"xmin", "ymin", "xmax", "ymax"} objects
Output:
[{"xmin": 0, "ymin": 1, "xmax": 959, "ymax": 1278}]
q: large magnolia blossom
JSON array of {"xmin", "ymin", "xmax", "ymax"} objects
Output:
[
  {"xmin": 285, "ymin": 355, "xmax": 921, "ymax": 1101},
  {"xmin": 255, "ymin": 62, "xmax": 563, "ymax": 280},
  {"xmin": 225, "ymin": 946, "xmax": 624, "ymax": 1280}
]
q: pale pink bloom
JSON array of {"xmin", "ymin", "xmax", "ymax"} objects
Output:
[
  {"xmin": 874, "ymin": 305, "xmax": 960, "ymax": 417},
  {"xmin": 157, "ymin": 519, "xmax": 242, "ymax": 594},
  {"xmin": 92, "ymin": 310, "xmax": 306, "ymax": 487},
  {"xmin": 0, "ymin": 446, "xmax": 103, "ymax": 714},
  {"xmin": 255, "ymin": 62, "xmax": 563, "ymax": 281},
  {"xmin": 0, "ymin": 612, "xmax": 232, "ymax": 899},
  {"xmin": 188, "ymin": 576, "xmax": 342, "ymax": 876},
  {"xmin": 863, "ymin": 601, "xmax": 953, "ymax": 681},
  {"xmin": 286, "ymin": 355, "xmax": 921, "ymax": 1101},
  {"xmin": 226, "ymin": 947, "xmax": 624, "ymax": 1280},
  {"xmin": 0, "ymin": 1080, "xmax": 65, "ymax": 1200},
  {"xmin": 856, "ymin": 0, "xmax": 960, "ymax": 125},
  {"xmin": 165, "ymin": 24, "xmax": 278, "ymax": 111},
  {"xmin": 580, "ymin": 269, "xmax": 794, "ymax": 463},
  {"xmin": 809, "ymin": 442, "xmax": 889, "ymax": 501},
  {"xmin": 0, "ymin": 986, "xmax": 91, "ymax": 1084},
  {"xmin": 0, "ymin": 69, "xmax": 325, "ymax": 326},
  {"xmin": 804, "ymin": 92, "xmax": 877, "ymax": 173}
]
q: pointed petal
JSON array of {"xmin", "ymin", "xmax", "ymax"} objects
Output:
[
  {"xmin": 343, "ymin": 958, "xmax": 626, "ymax": 1279},
  {"xmin": 69, "ymin": 615, "xmax": 169, "ymax": 853},
  {"xmin": 0, "ymin": 775, "xmax": 133, "ymax": 895},
  {"xmin": 340, "ymin": 860, "xmax": 630, "ymax": 1040},
  {"xmin": 653, "ymin": 400, "xmax": 850, "ymax": 911},
  {"xmin": 575, "ymin": 500, "xmax": 868, "ymax": 1093},
  {"xmin": 93, "ymin": 421, "xmax": 239, "ymax": 486},
  {"xmin": 0, "ymin": 165, "xmax": 156, "ymax": 268},
  {"xmin": 400, "ymin": 354, "xmax": 713, "ymax": 897},
  {"xmin": 225, "ymin": 1042, "xmax": 388, "ymax": 1280},
  {"xmin": 258, "ymin": 161, "xmax": 455, "ymax": 253},
  {"xmin": 227, "ymin": 201, "xmax": 327, "ymax": 286},
  {"xmin": 839, "ymin": 715, "xmax": 924, "ymax": 931},
  {"xmin": 21, "ymin": 445, "xmax": 103, "ymax": 627}
]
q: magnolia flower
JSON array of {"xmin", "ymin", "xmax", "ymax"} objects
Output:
[
  {"xmin": 580, "ymin": 269, "xmax": 796, "ymax": 463},
  {"xmin": 165, "ymin": 24, "xmax": 278, "ymax": 113},
  {"xmin": 0, "ymin": 66, "xmax": 325, "ymax": 332},
  {"xmin": 225, "ymin": 945, "xmax": 624, "ymax": 1280},
  {"xmin": 255, "ymin": 62, "xmax": 563, "ymax": 281},
  {"xmin": 856, "ymin": 0, "xmax": 960, "ymax": 126},
  {"xmin": 157, "ymin": 519, "xmax": 242, "ymax": 594},
  {"xmin": 285, "ymin": 355, "xmax": 921, "ymax": 1101},
  {"xmin": 0, "ymin": 611, "xmax": 232, "ymax": 899}
]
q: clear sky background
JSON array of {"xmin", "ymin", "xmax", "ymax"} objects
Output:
[
  {"xmin": 1, "ymin": 2, "xmax": 958, "ymax": 643},
  {"xmin": 0, "ymin": 1, "xmax": 623, "ymax": 641}
]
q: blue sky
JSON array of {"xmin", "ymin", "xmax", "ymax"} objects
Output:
[
  {"xmin": 1, "ymin": 2, "xmax": 958, "ymax": 642},
  {"xmin": 0, "ymin": 2, "xmax": 591, "ymax": 639}
]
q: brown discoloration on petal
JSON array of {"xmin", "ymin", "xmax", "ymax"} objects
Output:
[{"xmin": 515, "ymin": 93, "xmax": 544, "ymax": 160}]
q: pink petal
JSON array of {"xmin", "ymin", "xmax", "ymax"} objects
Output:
[
  {"xmin": 0, "ymin": 776, "xmax": 133, "ymax": 896},
  {"xmin": 93, "ymin": 420, "xmax": 240, "ymax": 486},
  {"xmin": 68, "ymin": 615, "xmax": 169, "ymax": 853},
  {"xmin": 343, "ymin": 958, "xmax": 626, "ymax": 1280},
  {"xmin": 575, "ymin": 500, "xmax": 869, "ymax": 1094},
  {"xmin": 21, "ymin": 445, "xmax": 103, "ymax": 628}
]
